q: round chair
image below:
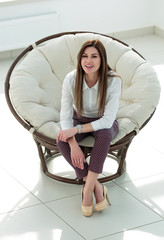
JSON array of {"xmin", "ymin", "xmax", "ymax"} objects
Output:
[{"xmin": 5, "ymin": 31, "xmax": 161, "ymax": 184}]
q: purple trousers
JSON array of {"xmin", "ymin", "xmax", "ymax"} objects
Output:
[{"xmin": 57, "ymin": 111, "xmax": 118, "ymax": 180}]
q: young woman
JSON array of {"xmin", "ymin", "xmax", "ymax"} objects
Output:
[{"xmin": 57, "ymin": 39, "xmax": 121, "ymax": 216}]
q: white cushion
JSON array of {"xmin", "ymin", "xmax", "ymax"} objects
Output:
[{"xmin": 10, "ymin": 33, "xmax": 161, "ymax": 145}]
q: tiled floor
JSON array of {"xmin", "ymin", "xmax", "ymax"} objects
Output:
[{"xmin": 0, "ymin": 34, "xmax": 164, "ymax": 240}]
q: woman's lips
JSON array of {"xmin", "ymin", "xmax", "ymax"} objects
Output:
[{"xmin": 85, "ymin": 65, "xmax": 93, "ymax": 69}]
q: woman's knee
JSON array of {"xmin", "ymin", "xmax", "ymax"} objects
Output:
[
  {"xmin": 94, "ymin": 121, "xmax": 119, "ymax": 142},
  {"xmin": 94, "ymin": 129, "xmax": 113, "ymax": 143}
]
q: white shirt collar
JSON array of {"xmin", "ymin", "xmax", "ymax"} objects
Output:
[{"xmin": 83, "ymin": 76, "xmax": 98, "ymax": 91}]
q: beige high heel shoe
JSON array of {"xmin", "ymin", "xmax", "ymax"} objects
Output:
[
  {"xmin": 81, "ymin": 186, "xmax": 94, "ymax": 217},
  {"xmin": 95, "ymin": 185, "xmax": 111, "ymax": 212}
]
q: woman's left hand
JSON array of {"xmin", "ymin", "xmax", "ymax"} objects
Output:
[{"xmin": 57, "ymin": 127, "xmax": 78, "ymax": 142}]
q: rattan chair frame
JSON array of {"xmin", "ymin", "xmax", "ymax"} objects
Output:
[{"xmin": 5, "ymin": 31, "xmax": 153, "ymax": 184}]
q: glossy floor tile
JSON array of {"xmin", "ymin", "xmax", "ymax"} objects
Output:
[
  {"xmin": 1, "ymin": 34, "xmax": 164, "ymax": 240},
  {"xmin": 0, "ymin": 168, "xmax": 41, "ymax": 214},
  {"xmin": 120, "ymin": 173, "xmax": 164, "ymax": 217},
  {"xmin": 100, "ymin": 221, "xmax": 164, "ymax": 240},
  {"xmin": 0, "ymin": 205, "xmax": 84, "ymax": 240},
  {"xmin": 46, "ymin": 184, "xmax": 162, "ymax": 240}
]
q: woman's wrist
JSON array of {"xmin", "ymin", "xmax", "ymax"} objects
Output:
[
  {"xmin": 68, "ymin": 136, "xmax": 78, "ymax": 147},
  {"xmin": 73, "ymin": 126, "xmax": 79, "ymax": 134},
  {"xmin": 75, "ymin": 124, "xmax": 82, "ymax": 134}
]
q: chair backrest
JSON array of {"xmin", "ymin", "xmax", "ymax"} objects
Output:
[{"xmin": 9, "ymin": 32, "xmax": 161, "ymax": 144}]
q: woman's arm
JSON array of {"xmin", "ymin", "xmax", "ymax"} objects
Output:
[
  {"xmin": 57, "ymin": 123, "xmax": 94, "ymax": 142},
  {"xmin": 57, "ymin": 123, "xmax": 93, "ymax": 169},
  {"xmin": 90, "ymin": 77, "xmax": 121, "ymax": 131},
  {"xmin": 58, "ymin": 71, "xmax": 91, "ymax": 169},
  {"xmin": 67, "ymin": 136, "xmax": 86, "ymax": 169},
  {"xmin": 60, "ymin": 71, "xmax": 75, "ymax": 130}
]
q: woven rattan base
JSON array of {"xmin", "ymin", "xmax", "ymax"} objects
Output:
[{"xmin": 33, "ymin": 130, "xmax": 136, "ymax": 184}]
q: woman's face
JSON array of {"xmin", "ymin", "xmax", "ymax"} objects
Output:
[{"xmin": 81, "ymin": 46, "xmax": 101, "ymax": 76}]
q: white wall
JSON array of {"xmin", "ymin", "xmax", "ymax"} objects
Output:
[
  {"xmin": 53, "ymin": 0, "xmax": 155, "ymax": 33},
  {"xmin": 154, "ymin": 0, "xmax": 164, "ymax": 29},
  {"xmin": 0, "ymin": 1, "xmax": 56, "ymax": 20},
  {"xmin": 1, "ymin": 0, "xmax": 162, "ymax": 51},
  {"xmin": 0, "ymin": 0, "xmax": 155, "ymax": 34}
]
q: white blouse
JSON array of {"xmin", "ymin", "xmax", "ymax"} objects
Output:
[{"xmin": 60, "ymin": 69, "xmax": 121, "ymax": 131}]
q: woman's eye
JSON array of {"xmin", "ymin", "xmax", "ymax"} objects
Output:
[{"xmin": 82, "ymin": 55, "xmax": 87, "ymax": 58}]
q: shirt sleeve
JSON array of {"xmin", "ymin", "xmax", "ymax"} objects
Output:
[
  {"xmin": 91, "ymin": 77, "xmax": 121, "ymax": 131},
  {"xmin": 60, "ymin": 72, "xmax": 74, "ymax": 130}
]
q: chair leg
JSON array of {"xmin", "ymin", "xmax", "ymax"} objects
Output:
[
  {"xmin": 34, "ymin": 140, "xmax": 48, "ymax": 173},
  {"xmin": 116, "ymin": 141, "xmax": 132, "ymax": 175}
]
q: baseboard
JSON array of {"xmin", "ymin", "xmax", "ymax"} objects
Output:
[
  {"xmin": 107, "ymin": 26, "xmax": 155, "ymax": 39},
  {"xmin": 155, "ymin": 26, "xmax": 164, "ymax": 38},
  {"xmin": 0, "ymin": 48, "xmax": 25, "ymax": 61}
]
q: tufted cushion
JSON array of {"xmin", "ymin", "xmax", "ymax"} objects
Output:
[{"xmin": 10, "ymin": 33, "xmax": 161, "ymax": 146}]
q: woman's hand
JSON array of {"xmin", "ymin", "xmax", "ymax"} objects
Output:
[
  {"xmin": 57, "ymin": 127, "xmax": 86, "ymax": 169},
  {"xmin": 70, "ymin": 143, "xmax": 86, "ymax": 169},
  {"xmin": 57, "ymin": 127, "xmax": 78, "ymax": 142}
]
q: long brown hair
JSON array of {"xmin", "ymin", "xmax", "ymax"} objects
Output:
[{"xmin": 74, "ymin": 39, "xmax": 113, "ymax": 117}]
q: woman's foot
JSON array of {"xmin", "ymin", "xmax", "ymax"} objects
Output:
[
  {"xmin": 94, "ymin": 184, "xmax": 111, "ymax": 212},
  {"xmin": 82, "ymin": 185, "xmax": 93, "ymax": 206},
  {"xmin": 94, "ymin": 181, "xmax": 104, "ymax": 204},
  {"xmin": 81, "ymin": 186, "xmax": 94, "ymax": 216}
]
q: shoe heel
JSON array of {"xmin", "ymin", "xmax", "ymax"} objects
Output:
[
  {"xmin": 106, "ymin": 194, "xmax": 111, "ymax": 206},
  {"xmin": 95, "ymin": 185, "xmax": 111, "ymax": 212},
  {"xmin": 104, "ymin": 186, "xmax": 111, "ymax": 206}
]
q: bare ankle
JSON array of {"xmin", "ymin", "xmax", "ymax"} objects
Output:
[
  {"xmin": 94, "ymin": 180, "xmax": 101, "ymax": 191},
  {"xmin": 84, "ymin": 185, "xmax": 94, "ymax": 194},
  {"xmin": 82, "ymin": 186, "xmax": 93, "ymax": 206},
  {"xmin": 94, "ymin": 182, "xmax": 104, "ymax": 203}
]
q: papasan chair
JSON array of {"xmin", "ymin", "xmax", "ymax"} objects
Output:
[{"xmin": 5, "ymin": 31, "xmax": 161, "ymax": 184}]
